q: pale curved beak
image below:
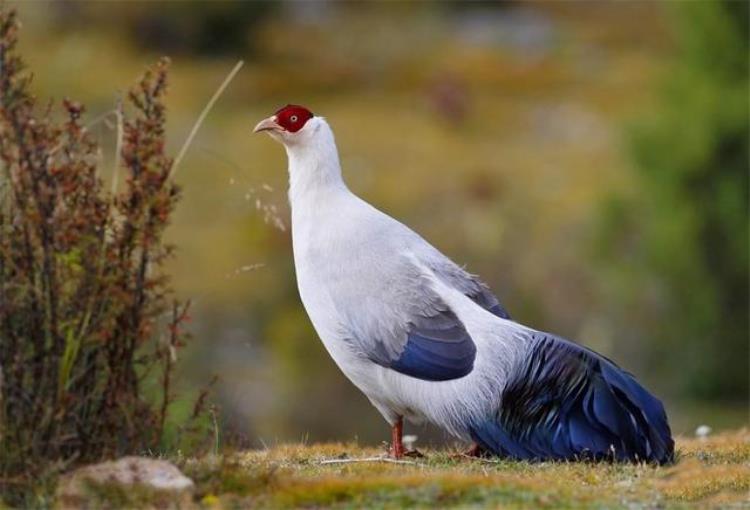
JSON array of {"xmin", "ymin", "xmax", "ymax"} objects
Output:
[{"xmin": 253, "ymin": 116, "xmax": 281, "ymax": 133}]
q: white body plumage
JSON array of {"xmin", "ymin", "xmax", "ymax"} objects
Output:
[
  {"xmin": 254, "ymin": 107, "xmax": 674, "ymax": 463},
  {"xmin": 286, "ymin": 117, "xmax": 523, "ymax": 440}
]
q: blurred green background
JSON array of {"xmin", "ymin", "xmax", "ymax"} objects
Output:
[{"xmin": 12, "ymin": 0, "xmax": 747, "ymax": 447}]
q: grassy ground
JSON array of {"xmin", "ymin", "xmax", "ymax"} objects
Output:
[{"xmin": 161, "ymin": 429, "xmax": 750, "ymax": 509}]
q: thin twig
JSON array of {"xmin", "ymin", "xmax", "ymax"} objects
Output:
[
  {"xmin": 110, "ymin": 99, "xmax": 123, "ymax": 195},
  {"xmin": 467, "ymin": 456, "xmax": 506, "ymax": 465},
  {"xmin": 169, "ymin": 60, "xmax": 244, "ymax": 180},
  {"xmin": 318, "ymin": 456, "xmax": 418, "ymax": 466},
  {"xmin": 48, "ymin": 108, "xmax": 117, "ymax": 156},
  {"xmin": 211, "ymin": 405, "xmax": 220, "ymax": 457}
]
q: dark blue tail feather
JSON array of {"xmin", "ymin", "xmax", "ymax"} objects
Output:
[{"xmin": 470, "ymin": 333, "xmax": 674, "ymax": 464}]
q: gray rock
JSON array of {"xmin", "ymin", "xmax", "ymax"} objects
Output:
[{"xmin": 56, "ymin": 456, "xmax": 194, "ymax": 509}]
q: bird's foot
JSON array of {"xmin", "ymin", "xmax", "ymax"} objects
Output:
[
  {"xmin": 388, "ymin": 417, "xmax": 425, "ymax": 459},
  {"xmin": 451, "ymin": 443, "xmax": 487, "ymax": 460},
  {"xmin": 390, "ymin": 443, "xmax": 404, "ymax": 459},
  {"xmin": 464, "ymin": 443, "xmax": 485, "ymax": 457},
  {"xmin": 388, "ymin": 446, "xmax": 424, "ymax": 460}
]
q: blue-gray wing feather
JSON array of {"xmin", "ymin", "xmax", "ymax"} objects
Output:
[{"xmin": 347, "ymin": 257, "xmax": 509, "ymax": 381}]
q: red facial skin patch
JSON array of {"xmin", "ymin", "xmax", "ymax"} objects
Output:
[{"xmin": 275, "ymin": 104, "xmax": 314, "ymax": 132}]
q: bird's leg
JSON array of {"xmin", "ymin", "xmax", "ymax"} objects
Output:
[
  {"xmin": 463, "ymin": 442, "xmax": 485, "ymax": 457},
  {"xmin": 389, "ymin": 417, "xmax": 425, "ymax": 459},
  {"xmin": 390, "ymin": 416, "xmax": 405, "ymax": 459},
  {"xmin": 451, "ymin": 442, "xmax": 486, "ymax": 460}
]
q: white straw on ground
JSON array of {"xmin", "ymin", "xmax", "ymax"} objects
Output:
[{"xmin": 318, "ymin": 457, "xmax": 417, "ymax": 466}]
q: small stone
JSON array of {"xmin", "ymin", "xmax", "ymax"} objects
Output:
[
  {"xmin": 56, "ymin": 456, "xmax": 194, "ymax": 509},
  {"xmin": 402, "ymin": 434, "xmax": 418, "ymax": 451},
  {"xmin": 695, "ymin": 425, "xmax": 712, "ymax": 439}
]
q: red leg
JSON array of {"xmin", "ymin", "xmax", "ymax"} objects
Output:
[
  {"xmin": 390, "ymin": 416, "xmax": 404, "ymax": 459},
  {"xmin": 463, "ymin": 443, "xmax": 484, "ymax": 457},
  {"xmin": 451, "ymin": 442, "xmax": 485, "ymax": 460}
]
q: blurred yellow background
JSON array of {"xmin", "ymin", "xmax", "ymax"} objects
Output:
[{"xmin": 12, "ymin": 1, "xmax": 748, "ymax": 448}]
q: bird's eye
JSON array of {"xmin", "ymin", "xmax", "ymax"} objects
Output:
[{"xmin": 290, "ymin": 115, "xmax": 298, "ymax": 122}]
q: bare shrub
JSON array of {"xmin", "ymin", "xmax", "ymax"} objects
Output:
[{"xmin": 0, "ymin": 8, "xmax": 193, "ymax": 504}]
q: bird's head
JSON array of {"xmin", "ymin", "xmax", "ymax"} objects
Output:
[
  {"xmin": 253, "ymin": 104, "xmax": 342, "ymax": 192},
  {"xmin": 253, "ymin": 104, "xmax": 317, "ymax": 147}
]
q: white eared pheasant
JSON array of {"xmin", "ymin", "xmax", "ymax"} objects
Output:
[{"xmin": 253, "ymin": 105, "xmax": 674, "ymax": 463}]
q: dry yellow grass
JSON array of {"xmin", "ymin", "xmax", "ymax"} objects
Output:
[{"xmin": 168, "ymin": 429, "xmax": 750, "ymax": 509}]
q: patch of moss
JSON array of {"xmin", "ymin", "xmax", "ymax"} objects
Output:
[{"xmin": 182, "ymin": 456, "xmax": 276, "ymax": 500}]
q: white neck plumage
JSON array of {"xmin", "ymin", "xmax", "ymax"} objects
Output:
[{"xmin": 285, "ymin": 117, "xmax": 348, "ymax": 207}]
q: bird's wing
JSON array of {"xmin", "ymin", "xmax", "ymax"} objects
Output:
[
  {"xmin": 469, "ymin": 332, "xmax": 674, "ymax": 464},
  {"xmin": 425, "ymin": 255, "xmax": 511, "ymax": 320},
  {"xmin": 339, "ymin": 256, "xmax": 478, "ymax": 381},
  {"xmin": 327, "ymin": 201, "xmax": 510, "ymax": 381}
]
